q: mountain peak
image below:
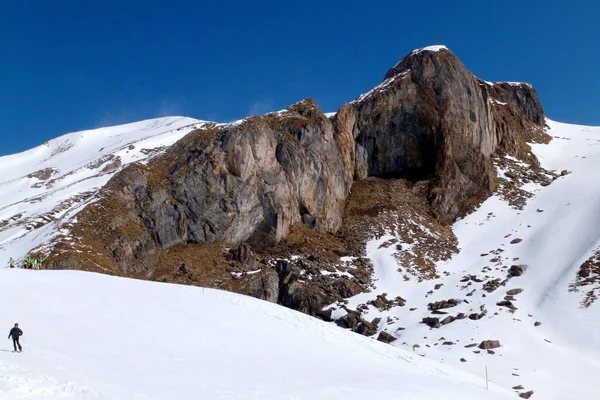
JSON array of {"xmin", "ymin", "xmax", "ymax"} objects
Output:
[
  {"xmin": 383, "ymin": 44, "xmax": 459, "ymax": 81},
  {"xmin": 412, "ymin": 44, "xmax": 449, "ymax": 53}
]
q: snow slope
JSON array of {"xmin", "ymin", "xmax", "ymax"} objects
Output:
[
  {"xmin": 0, "ymin": 117, "xmax": 209, "ymax": 265},
  {"xmin": 328, "ymin": 119, "xmax": 600, "ymax": 399},
  {"xmin": 0, "ymin": 269, "xmax": 510, "ymax": 399}
]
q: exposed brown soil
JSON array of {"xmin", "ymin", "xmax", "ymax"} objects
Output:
[
  {"xmin": 493, "ymin": 156, "xmax": 557, "ymax": 209},
  {"xmin": 340, "ymin": 178, "xmax": 458, "ymax": 281},
  {"xmin": 569, "ymin": 249, "xmax": 600, "ymax": 307}
]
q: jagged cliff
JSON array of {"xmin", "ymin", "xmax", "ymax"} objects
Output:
[{"xmin": 42, "ymin": 45, "xmax": 548, "ymax": 316}]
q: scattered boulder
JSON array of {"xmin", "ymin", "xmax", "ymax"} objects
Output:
[
  {"xmin": 478, "ymin": 340, "xmax": 501, "ymax": 350},
  {"xmin": 422, "ymin": 317, "xmax": 440, "ymax": 328},
  {"xmin": 460, "ymin": 358, "xmax": 467, "ymax": 362},
  {"xmin": 513, "ymin": 385, "xmax": 524, "ymax": 390},
  {"xmin": 519, "ymin": 391, "xmax": 534, "ymax": 399},
  {"xmin": 335, "ymin": 311, "xmax": 361, "ymax": 330},
  {"xmin": 464, "ymin": 343, "xmax": 478, "ymax": 348},
  {"xmin": 394, "ymin": 296, "xmax": 407, "ymax": 307},
  {"xmin": 507, "ymin": 288, "xmax": 524, "ymax": 295},
  {"xmin": 456, "ymin": 313, "xmax": 466, "ymax": 320},
  {"xmin": 441, "ymin": 315, "xmax": 455, "ymax": 326},
  {"xmin": 508, "ymin": 265, "xmax": 525, "ymax": 277},
  {"xmin": 377, "ymin": 331, "xmax": 397, "ymax": 344},
  {"xmin": 355, "ymin": 318, "xmax": 380, "ymax": 337},
  {"xmin": 497, "ymin": 300, "xmax": 517, "ymax": 311},
  {"xmin": 316, "ymin": 308, "xmax": 334, "ymax": 322},
  {"xmin": 469, "ymin": 312, "xmax": 485, "ymax": 320},
  {"xmin": 442, "ymin": 341, "xmax": 454, "ymax": 346},
  {"xmin": 367, "ymin": 293, "xmax": 405, "ymax": 310},
  {"xmin": 483, "ymin": 278, "xmax": 502, "ymax": 292},
  {"xmin": 534, "ymin": 321, "xmax": 541, "ymax": 327},
  {"xmin": 487, "ymin": 349, "xmax": 495, "ymax": 355},
  {"xmin": 510, "ymin": 238, "xmax": 523, "ymax": 244},
  {"xmin": 560, "ymin": 169, "xmax": 570, "ymax": 176},
  {"xmin": 428, "ymin": 299, "xmax": 458, "ymax": 311}
]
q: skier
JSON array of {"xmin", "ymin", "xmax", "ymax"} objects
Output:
[
  {"xmin": 8, "ymin": 323, "xmax": 23, "ymax": 352},
  {"xmin": 9, "ymin": 258, "xmax": 15, "ymax": 268}
]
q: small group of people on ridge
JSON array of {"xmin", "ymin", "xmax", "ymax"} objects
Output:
[
  {"xmin": 8, "ymin": 323, "xmax": 23, "ymax": 352},
  {"xmin": 8, "ymin": 257, "xmax": 43, "ymax": 270}
]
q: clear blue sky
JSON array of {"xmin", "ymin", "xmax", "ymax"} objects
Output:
[{"xmin": 1, "ymin": 1, "xmax": 598, "ymax": 155}]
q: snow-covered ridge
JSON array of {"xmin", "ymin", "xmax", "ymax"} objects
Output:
[
  {"xmin": 0, "ymin": 116, "xmax": 210, "ymax": 265},
  {"xmin": 412, "ymin": 44, "xmax": 449, "ymax": 54},
  {"xmin": 483, "ymin": 80, "xmax": 533, "ymax": 88},
  {"xmin": 353, "ymin": 69, "xmax": 411, "ymax": 103}
]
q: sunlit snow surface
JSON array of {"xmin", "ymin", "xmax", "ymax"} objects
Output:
[{"xmin": 0, "ymin": 270, "xmax": 509, "ymax": 399}]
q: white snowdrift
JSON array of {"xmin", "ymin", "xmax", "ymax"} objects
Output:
[{"xmin": 0, "ymin": 270, "xmax": 509, "ymax": 399}]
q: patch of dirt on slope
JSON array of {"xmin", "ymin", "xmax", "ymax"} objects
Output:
[
  {"xmin": 152, "ymin": 243, "xmax": 234, "ymax": 288},
  {"xmin": 494, "ymin": 156, "xmax": 559, "ymax": 209},
  {"xmin": 27, "ymin": 168, "xmax": 58, "ymax": 181},
  {"xmin": 340, "ymin": 178, "xmax": 458, "ymax": 281},
  {"xmin": 569, "ymin": 249, "xmax": 600, "ymax": 308}
]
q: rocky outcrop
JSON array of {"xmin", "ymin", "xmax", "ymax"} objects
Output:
[
  {"xmin": 334, "ymin": 46, "xmax": 547, "ymax": 221},
  {"xmin": 41, "ymin": 45, "xmax": 549, "ymax": 317}
]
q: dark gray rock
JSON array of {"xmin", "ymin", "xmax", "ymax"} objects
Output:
[
  {"xmin": 336, "ymin": 311, "xmax": 362, "ymax": 330},
  {"xmin": 377, "ymin": 331, "xmax": 397, "ymax": 344},
  {"xmin": 422, "ymin": 317, "xmax": 440, "ymax": 328}
]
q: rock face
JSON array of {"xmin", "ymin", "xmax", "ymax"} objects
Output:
[
  {"xmin": 41, "ymin": 45, "xmax": 548, "ymax": 316},
  {"xmin": 335, "ymin": 47, "xmax": 546, "ymax": 221}
]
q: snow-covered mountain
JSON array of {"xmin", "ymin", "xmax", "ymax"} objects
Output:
[
  {"xmin": 2, "ymin": 45, "xmax": 600, "ymax": 399},
  {"xmin": 0, "ymin": 117, "xmax": 209, "ymax": 264}
]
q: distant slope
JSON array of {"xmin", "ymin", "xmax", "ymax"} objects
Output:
[
  {"xmin": 0, "ymin": 117, "xmax": 209, "ymax": 265},
  {"xmin": 0, "ymin": 269, "xmax": 510, "ymax": 399}
]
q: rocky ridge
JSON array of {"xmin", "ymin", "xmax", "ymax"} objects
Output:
[{"xmin": 38, "ymin": 46, "xmax": 549, "ymax": 321}]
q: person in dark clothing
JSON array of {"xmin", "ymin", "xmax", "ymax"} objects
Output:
[{"xmin": 8, "ymin": 323, "xmax": 23, "ymax": 352}]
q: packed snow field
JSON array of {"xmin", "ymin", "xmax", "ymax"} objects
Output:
[{"xmin": 0, "ymin": 270, "xmax": 508, "ymax": 399}]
